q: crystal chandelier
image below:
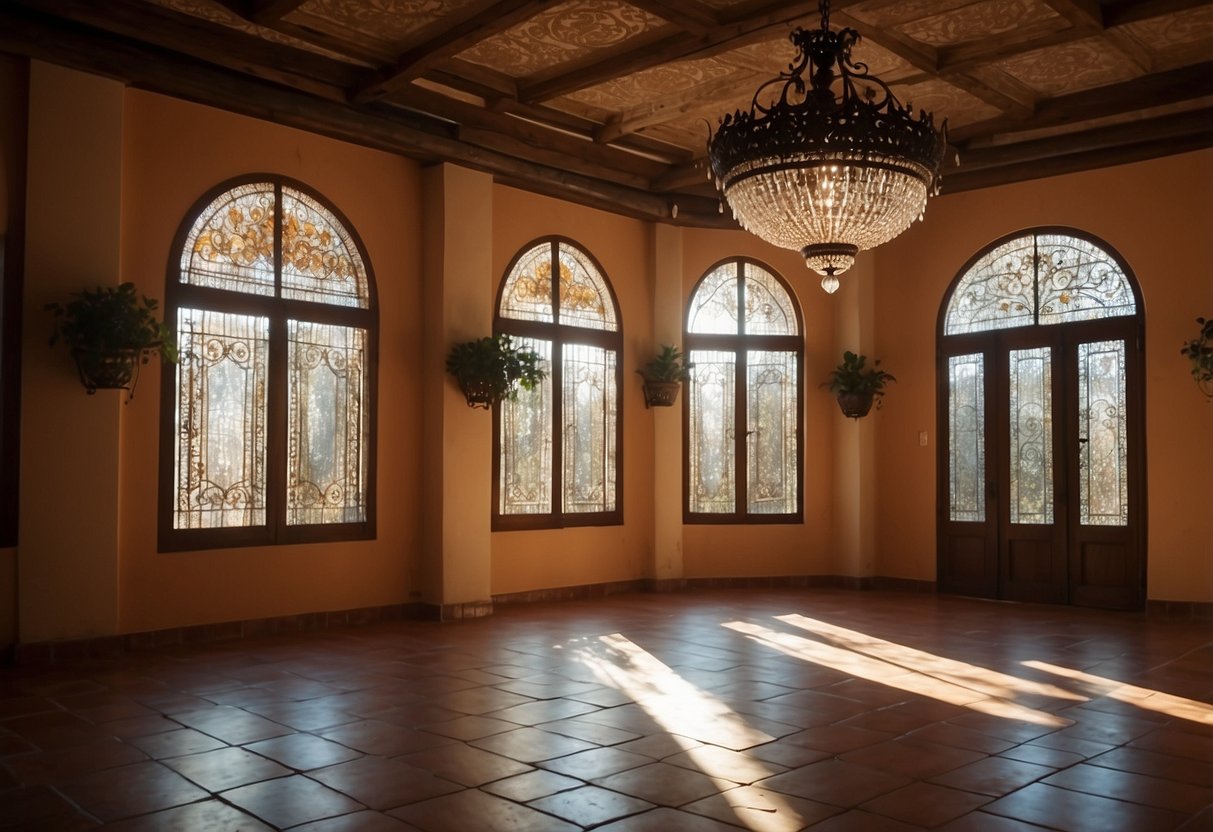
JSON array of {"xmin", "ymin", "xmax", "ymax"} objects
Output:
[{"xmin": 708, "ymin": 0, "xmax": 949, "ymax": 293}]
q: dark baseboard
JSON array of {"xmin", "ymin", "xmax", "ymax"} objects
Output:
[
  {"xmin": 9, "ymin": 579, "xmax": 1206, "ymax": 665},
  {"xmin": 10, "ymin": 602, "xmax": 430, "ymax": 666},
  {"xmin": 1146, "ymin": 599, "xmax": 1213, "ymax": 619}
]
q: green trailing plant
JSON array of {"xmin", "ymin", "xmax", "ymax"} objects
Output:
[
  {"xmin": 824, "ymin": 350, "xmax": 896, "ymax": 418},
  {"xmin": 638, "ymin": 344, "xmax": 692, "ymax": 383},
  {"xmin": 46, "ymin": 281, "xmax": 177, "ymax": 397},
  {"xmin": 1180, "ymin": 316, "xmax": 1213, "ymax": 398},
  {"xmin": 445, "ymin": 334, "xmax": 546, "ymax": 409}
]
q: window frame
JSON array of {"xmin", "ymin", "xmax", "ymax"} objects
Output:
[
  {"xmin": 158, "ymin": 175, "xmax": 378, "ymax": 552},
  {"xmin": 684, "ymin": 257, "xmax": 804, "ymax": 524},
  {"xmin": 492, "ymin": 236, "xmax": 623, "ymax": 531}
]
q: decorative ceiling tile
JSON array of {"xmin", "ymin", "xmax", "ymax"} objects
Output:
[
  {"xmin": 456, "ymin": 1, "xmax": 667, "ymax": 78},
  {"xmin": 898, "ymin": 0, "xmax": 1062, "ymax": 47},
  {"xmin": 1119, "ymin": 6, "xmax": 1213, "ymax": 66},
  {"xmin": 888, "ymin": 79, "xmax": 1002, "ymax": 128},
  {"xmin": 565, "ymin": 57, "xmax": 745, "ymax": 111},
  {"xmin": 993, "ymin": 36, "xmax": 1144, "ymax": 95},
  {"xmin": 292, "ymin": 0, "xmax": 479, "ymax": 53},
  {"xmin": 848, "ymin": 0, "xmax": 974, "ymax": 27},
  {"xmin": 717, "ymin": 32, "xmax": 912, "ymax": 81}
]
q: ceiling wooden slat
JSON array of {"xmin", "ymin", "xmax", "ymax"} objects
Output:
[
  {"xmin": 1, "ymin": 0, "xmax": 1209, "ymax": 229},
  {"xmin": 355, "ymin": 0, "xmax": 547, "ymax": 103}
]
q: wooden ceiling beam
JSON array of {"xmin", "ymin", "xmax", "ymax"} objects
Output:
[
  {"xmin": 248, "ymin": 0, "xmax": 310, "ymax": 24},
  {"xmin": 386, "ymin": 86, "xmax": 668, "ymax": 181},
  {"xmin": 1041, "ymin": 0, "xmax": 1104, "ymax": 29},
  {"xmin": 946, "ymin": 113, "xmax": 1213, "ymax": 192},
  {"xmin": 593, "ymin": 72, "xmax": 760, "ymax": 143},
  {"xmin": 0, "ymin": 5, "xmax": 727, "ymax": 227},
  {"xmin": 355, "ymin": 0, "xmax": 544, "ymax": 103},
  {"xmin": 936, "ymin": 18, "xmax": 1104, "ymax": 73},
  {"xmin": 830, "ymin": 10, "xmax": 939, "ymax": 75},
  {"xmin": 1104, "ymin": 0, "xmax": 1212, "ymax": 26},
  {"xmin": 948, "ymin": 60, "xmax": 1213, "ymax": 142},
  {"xmin": 12, "ymin": 0, "xmax": 362, "ymax": 96}
]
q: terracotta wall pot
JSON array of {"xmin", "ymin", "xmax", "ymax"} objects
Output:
[
  {"xmin": 836, "ymin": 391, "xmax": 875, "ymax": 419},
  {"xmin": 642, "ymin": 380, "xmax": 681, "ymax": 408}
]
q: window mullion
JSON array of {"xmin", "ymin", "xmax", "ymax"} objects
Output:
[
  {"xmin": 267, "ymin": 185, "xmax": 287, "ymax": 542},
  {"xmin": 736, "ymin": 348, "xmax": 748, "ymax": 519}
]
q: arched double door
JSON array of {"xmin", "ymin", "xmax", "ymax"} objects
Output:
[{"xmin": 937, "ymin": 229, "xmax": 1145, "ymax": 610}]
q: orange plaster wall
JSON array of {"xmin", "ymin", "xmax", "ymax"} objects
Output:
[
  {"xmin": 489, "ymin": 185, "xmax": 654, "ymax": 595},
  {"xmin": 679, "ymin": 227, "xmax": 837, "ymax": 578},
  {"xmin": 872, "ymin": 150, "xmax": 1213, "ymax": 602},
  {"xmin": 115, "ymin": 91, "xmax": 424, "ymax": 633}
]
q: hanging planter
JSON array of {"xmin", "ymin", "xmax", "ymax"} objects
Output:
[
  {"xmin": 1180, "ymin": 316, "xmax": 1213, "ymax": 399},
  {"xmin": 445, "ymin": 334, "xmax": 546, "ymax": 409},
  {"xmin": 46, "ymin": 282, "xmax": 177, "ymax": 401},
  {"xmin": 824, "ymin": 350, "xmax": 895, "ymax": 419},
  {"xmin": 638, "ymin": 344, "xmax": 692, "ymax": 409}
]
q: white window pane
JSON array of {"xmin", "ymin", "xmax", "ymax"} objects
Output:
[
  {"xmin": 688, "ymin": 264, "xmax": 739, "ymax": 334},
  {"xmin": 287, "ymin": 321, "xmax": 368, "ymax": 525},
  {"xmin": 944, "ymin": 236, "xmax": 1036, "ymax": 335},
  {"xmin": 280, "ymin": 189, "xmax": 370, "ymax": 309},
  {"xmin": 500, "ymin": 338, "xmax": 553, "ymax": 515},
  {"xmin": 1037, "ymin": 236, "xmax": 1135, "ymax": 325},
  {"xmin": 689, "ymin": 350, "xmax": 736, "ymax": 513},
  {"xmin": 558, "ymin": 243, "xmax": 617, "ymax": 332},
  {"xmin": 179, "ymin": 182, "xmax": 276, "ymax": 296},
  {"xmin": 747, "ymin": 350, "xmax": 797, "ymax": 514},
  {"xmin": 742, "ymin": 263, "xmax": 798, "ymax": 336},
  {"xmin": 500, "ymin": 243, "xmax": 555, "ymax": 324},
  {"xmin": 1079, "ymin": 340, "xmax": 1129, "ymax": 526},
  {"xmin": 173, "ymin": 308, "xmax": 269, "ymax": 529},
  {"xmin": 1009, "ymin": 347, "xmax": 1054, "ymax": 525},
  {"xmin": 948, "ymin": 353, "xmax": 985, "ymax": 522},
  {"xmin": 562, "ymin": 344, "xmax": 617, "ymax": 513}
]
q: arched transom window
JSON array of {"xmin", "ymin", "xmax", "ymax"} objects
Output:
[
  {"xmin": 685, "ymin": 258, "xmax": 803, "ymax": 522},
  {"xmin": 495, "ymin": 238, "xmax": 622, "ymax": 530},
  {"xmin": 160, "ymin": 177, "xmax": 377, "ymax": 550}
]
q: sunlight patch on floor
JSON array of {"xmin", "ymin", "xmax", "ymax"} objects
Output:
[
  {"xmin": 574, "ymin": 633, "xmax": 806, "ymax": 832},
  {"xmin": 1024, "ymin": 660, "xmax": 1213, "ymax": 725},
  {"xmin": 777, "ymin": 614, "xmax": 1087, "ymax": 704},
  {"xmin": 724, "ymin": 620, "xmax": 1072, "ymax": 728}
]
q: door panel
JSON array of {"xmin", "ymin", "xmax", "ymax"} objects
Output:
[{"xmin": 938, "ymin": 327, "xmax": 1142, "ymax": 609}]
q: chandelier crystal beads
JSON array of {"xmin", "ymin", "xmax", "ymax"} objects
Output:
[{"xmin": 708, "ymin": 1, "xmax": 949, "ymax": 292}]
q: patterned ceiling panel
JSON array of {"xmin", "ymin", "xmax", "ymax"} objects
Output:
[
  {"xmin": 1119, "ymin": 5, "xmax": 1213, "ymax": 66},
  {"xmin": 290, "ymin": 0, "xmax": 478, "ymax": 53},
  {"xmin": 564, "ymin": 56, "xmax": 748, "ymax": 111},
  {"xmin": 456, "ymin": 1, "xmax": 667, "ymax": 78},
  {"xmin": 719, "ymin": 33, "xmax": 913, "ymax": 81},
  {"xmin": 897, "ymin": 0, "xmax": 1063, "ymax": 47},
  {"xmin": 888, "ymin": 79, "xmax": 1002, "ymax": 129},
  {"xmin": 848, "ymin": 0, "xmax": 976, "ymax": 27},
  {"xmin": 993, "ymin": 36, "xmax": 1145, "ymax": 96}
]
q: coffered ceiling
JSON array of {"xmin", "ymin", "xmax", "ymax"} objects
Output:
[{"xmin": 2, "ymin": 0, "xmax": 1210, "ymax": 227}]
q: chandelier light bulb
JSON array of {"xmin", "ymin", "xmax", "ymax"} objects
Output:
[
  {"xmin": 707, "ymin": 0, "xmax": 948, "ymax": 291},
  {"xmin": 821, "ymin": 274, "xmax": 840, "ymax": 294}
]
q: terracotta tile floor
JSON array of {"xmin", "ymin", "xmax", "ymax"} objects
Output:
[{"xmin": 1, "ymin": 589, "xmax": 1211, "ymax": 831}]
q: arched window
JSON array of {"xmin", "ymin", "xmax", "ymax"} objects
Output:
[
  {"xmin": 685, "ymin": 258, "xmax": 802, "ymax": 522},
  {"xmin": 495, "ymin": 238, "xmax": 622, "ymax": 530},
  {"xmin": 159, "ymin": 177, "xmax": 377, "ymax": 550},
  {"xmin": 937, "ymin": 228, "xmax": 1144, "ymax": 610}
]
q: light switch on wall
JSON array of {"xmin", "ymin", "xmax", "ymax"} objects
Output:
[{"xmin": 919, "ymin": 431, "xmax": 928, "ymax": 447}]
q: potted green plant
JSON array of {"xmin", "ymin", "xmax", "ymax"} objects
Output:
[
  {"xmin": 638, "ymin": 344, "xmax": 692, "ymax": 408},
  {"xmin": 1180, "ymin": 316, "xmax": 1213, "ymax": 398},
  {"xmin": 46, "ymin": 282, "xmax": 177, "ymax": 399},
  {"xmin": 824, "ymin": 350, "xmax": 896, "ymax": 419},
  {"xmin": 446, "ymin": 334, "xmax": 546, "ymax": 409}
]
